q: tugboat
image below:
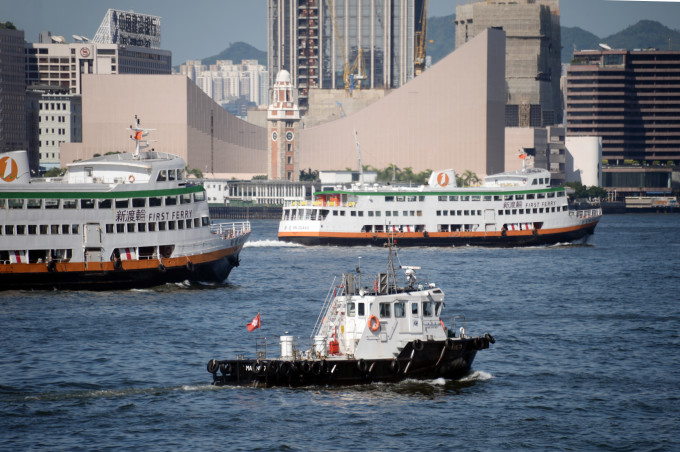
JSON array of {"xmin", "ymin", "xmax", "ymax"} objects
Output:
[{"xmin": 207, "ymin": 238, "xmax": 494, "ymax": 386}]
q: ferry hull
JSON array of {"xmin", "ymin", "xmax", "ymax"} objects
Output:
[
  {"xmin": 0, "ymin": 248, "xmax": 245, "ymax": 291},
  {"xmin": 279, "ymin": 221, "xmax": 598, "ymax": 247},
  {"xmin": 209, "ymin": 337, "xmax": 488, "ymax": 387}
]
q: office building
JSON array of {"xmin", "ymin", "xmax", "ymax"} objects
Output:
[
  {"xmin": 0, "ymin": 24, "xmax": 27, "ymax": 155},
  {"xmin": 267, "ymin": 0, "xmax": 427, "ymax": 109}
]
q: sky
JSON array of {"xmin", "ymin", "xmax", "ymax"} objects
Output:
[{"xmin": 2, "ymin": 0, "xmax": 680, "ymax": 66}]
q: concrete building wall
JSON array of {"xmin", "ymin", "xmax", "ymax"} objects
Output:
[
  {"xmin": 565, "ymin": 136, "xmax": 602, "ymax": 187},
  {"xmin": 297, "ymin": 28, "xmax": 506, "ymax": 177},
  {"xmin": 0, "ymin": 27, "xmax": 27, "ymax": 154},
  {"xmin": 61, "ymin": 75, "xmax": 267, "ymax": 174},
  {"xmin": 505, "ymin": 127, "xmax": 547, "ymax": 172}
]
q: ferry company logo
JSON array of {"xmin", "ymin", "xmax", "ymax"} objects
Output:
[
  {"xmin": 0, "ymin": 156, "xmax": 19, "ymax": 182},
  {"xmin": 436, "ymin": 172, "xmax": 450, "ymax": 187}
]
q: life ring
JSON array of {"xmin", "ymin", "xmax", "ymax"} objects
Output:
[
  {"xmin": 128, "ymin": 174, "xmax": 135, "ymax": 183},
  {"xmin": 413, "ymin": 339, "xmax": 424, "ymax": 351},
  {"xmin": 301, "ymin": 361, "xmax": 311, "ymax": 374},
  {"xmin": 219, "ymin": 362, "xmax": 231, "ymax": 375},
  {"xmin": 390, "ymin": 359, "xmax": 401, "ymax": 374},
  {"xmin": 207, "ymin": 359, "xmax": 219, "ymax": 373},
  {"xmin": 368, "ymin": 315, "xmax": 380, "ymax": 332},
  {"xmin": 357, "ymin": 359, "xmax": 368, "ymax": 373}
]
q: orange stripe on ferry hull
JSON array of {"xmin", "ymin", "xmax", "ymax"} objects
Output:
[{"xmin": 278, "ymin": 220, "xmax": 600, "ymax": 247}]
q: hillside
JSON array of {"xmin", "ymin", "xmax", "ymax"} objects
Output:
[{"xmin": 175, "ymin": 41, "xmax": 266, "ymax": 70}]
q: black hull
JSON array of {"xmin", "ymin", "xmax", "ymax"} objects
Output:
[
  {"xmin": 209, "ymin": 337, "xmax": 491, "ymax": 387},
  {"xmin": 0, "ymin": 252, "xmax": 242, "ymax": 291},
  {"xmin": 280, "ymin": 224, "xmax": 598, "ymax": 248}
]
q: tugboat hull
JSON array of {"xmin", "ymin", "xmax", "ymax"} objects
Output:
[{"xmin": 209, "ymin": 337, "xmax": 490, "ymax": 387}]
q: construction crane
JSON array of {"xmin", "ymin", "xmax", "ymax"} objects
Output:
[
  {"xmin": 328, "ymin": 0, "xmax": 366, "ymax": 92},
  {"xmin": 414, "ymin": 0, "xmax": 428, "ymax": 75}
]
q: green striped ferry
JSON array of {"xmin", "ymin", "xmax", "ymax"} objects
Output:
[
  {"xmin": 0, "ymin": 118, "xmax": 250, "ymax": 290},
  {"xmin": 279, "ymin": 166, "xmax": 602, "ymax": 247}
]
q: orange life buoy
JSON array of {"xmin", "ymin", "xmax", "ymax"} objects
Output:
[
  {"xmin": 368, "ymin": 315, "xmax": 380, "ymax": 332},
  {"xmin": 129, "ymin": 174, "xmax": 135, "ymax": 183},
  {"xmin": 440, "ymin": 319, "xmax": 447, "ymax": 332}
]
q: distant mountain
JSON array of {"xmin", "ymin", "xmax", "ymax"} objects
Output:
[
  {"xmin": 561, "ymin": 27, "xmax": 600, "ymax": 63},
  {"xmin": 175, "ymin": 41, "xmax": 266, "ymax": 69},
  {"xmin": 604, "ymin": 20, "xmax": 680, "ymax": 52}
]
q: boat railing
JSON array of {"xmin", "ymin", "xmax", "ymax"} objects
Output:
[
  {"xmin": 311, "ymin": 276, "xmax": 341, "ymax": 338},
  {"xmin": 209, "ymin": 221, "xmax": 251, "ymax": 239}
]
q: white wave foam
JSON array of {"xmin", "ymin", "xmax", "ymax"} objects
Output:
[
  {"xmin": 460, "ymin": 370, "xmax": 493, "ymax": 382},
  {"xmin": 244, "ymin": 239, "xmax": 303, "ymax": 248}
]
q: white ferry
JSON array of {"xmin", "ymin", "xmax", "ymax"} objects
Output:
[
  {"xmin": 0, "ymin": 118, "xmax": 250, "ymax": 290},
  {"xmin": 279, "ymin": 164, "xmax": 602, "ymax": 247},
  {"xmin": 208, "ymin": 238, "xmax": 493, "ymax": 387}
]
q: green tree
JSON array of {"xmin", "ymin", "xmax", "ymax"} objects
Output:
[
  {"xmin": 299, "ymin": 168, "xmax": 319, "ymax": 181},
  {"xmin": 186, "ymin": 167, "xmax": 203, "ymax": 178},
  {"xmin": 44, "ymin": 167, "xmax": 66, "ymax": 177}
]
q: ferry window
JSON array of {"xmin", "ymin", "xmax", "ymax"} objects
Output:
[
  {"xmin": 449, "ymin": 210, "xmax": 455, "ymax": 216},
  {"xmin": 351, "ymin": 211, "xmax": 356, "ymax": 217},
  {"xmin": 9, "ymin": 199, "xmax": 24, "ymax": 209},
  {"xmin": 0, "ymin": 199, "xmax": 4, "ymax": 209},
  {"xmin": 393, "ymin": 211, "xmax": 398, "ymax": 216},
  {"xmin": 563, "ymin": 206, "xmax": 568, "ymax": 211},
  {"xmin": 464, "ymin": 210, "xmax": 470, "ymax": 216},
  {"xmin": 516, "ymin": 194, "xmax": 524, "ymax": 200},
  {"xmin": 159, "ymin": 222, "xmax": 167, "ymax": 231},
  {"xmin": 505, "ymin": 210, "xmax": 511, "ymax": 215},
  {"xmin": 483, "ymin": 195, "xmax": 492, "ymax": 201},
  {"xmin": 411, "ymin": 302, "xmax": 419, "ymax": 315},
  {"xmin": 449, "ymin": 195, "xmax": 458, "ymax": 201},
  {"xmin": 348, "ymin": 302, "xmax": 356, "ymax": 317},
  {"xmin": 138, "ymin": 223, "xmax": 146, "ymax": 232},
  {"xmin": 85, "ymin": 167, "xmax": 93, "ymax": 177},
  {"xmin": 177, "ymin": 169, "xmax": 185, "ymax": 180},
  {"xmin": 537, "ymin": 193, "xmax": 546, "ymax": 199},
  {"xmin": 471, "ymin": 195, "xmax": 481, "ymax": 201},
  {"xmin": 127, "ymin": 223, "xmax": 135, "ymax": 233},
  {"xmin": 368, "ymin": 211, "xmax": 374, "ymax": 217},
  {"xmin": 165, "ymin": 196, "xmax": 177, "ymax": 206},
  {"xmin": 168, "ymin": 221, "xmax": 176, "ymax": 230},
  {"xmin": 386, "ymin": 211, "xmax": 391, "ymax": 216},
  {"xmin": 168, "ymin": 169, "xmax": 176, "ymax": 181},
  {"xmin": 81, "ymin": 199, "xmax": 94, "ymax": 209},
  {"xmin": 51, "ymin": 225, "xmax": 59, "ymax": 234},
  {"xmin": 358, "ymin": 303, "xmax": 365, "ymax": 316},
  {"xmin": 379, "ymin": 303, "xmax": 391, "ymax": 318},
  {"xmin": 61, "ymin": 225, "xmax": 69, "ymax": 234},
  {"xmin": 532, "ymin": 180, "xmax": 538, "ymax": 185},
  {"xmin": 181, "ymin": 194, "xmax": 192, "ymax": 204},
  {"xmin": 194, "ymin": 191, "xmax": 206, "ymax": 202},
  {"xmin": 504, "ymin": 195, "xmax": 513, "ymax": 201},
  {"xmin": 512, "ymin": 209, "xmax": 517, "ymax": 215},
  {"xmin": 117, "ymin": 224, "xmax": 125, "ymax": 233},
  {"xmin": 98, "ymin": 199, "xmax": 111, "ymax": 209},
  {"xmin": 28, "ymin": 225, "xmax": 37, "ymax": 235},
  {"xmin": 551, "ymin": 207, "xmax": 556, "ymax": 212},
  {"xmin": 461, "ymin": 196, "xmax": 470, "ymax": 201},
  {"xmin": 358, "ymin": 211, "xmax": 364, "ymax": 217},
  {"xmin": 417, "ymin": 211, "xmax": 422, "ymax": 216},
  {"xmin": 177, "ymin": 220, "xmax": 184, "ymax": 230},
  {"xmin": 546, "ymin": 178, "xmax": 551, "ymax": 185},
  {"xmin": 438, "ymin": 196, "xmax": 447, "ymax": 201},
  {"xmin": 106, "ymin": 224, "xmax": 114, "ymax": 233},
  {"xmin": 557, "ymin": 192, "xmax": 565, "ymax": 198},
  {"xmin": 132, "ymin": 198, "xmax": 145, "ymax": 208},
  {"xmin": 547, "ymin": 192, "xmax": 555, "ymax": 198},
  {"xmin": 194, "ymin": 218, "xmax": 201, "ymax": 227},
  {"xmin": 332, "ymin": 211, "xmax": 338, "ymax": 216},
  {"xmin": 519, "ymin": 209, "xmax": 524, "ymax": 214},
  {"xmin": 498, "ymin": 210, "xmax": 503, "ymax": 215},
  {"xmin": 4, "ymin": 225, "xmax": 13, "ymax": 235},
  {"xmin": 494, "ymin": 195, "xmax": 501, "ymax": 201},
  {"xmin": 539, "ymin": 208, "xmax": 544, "ymax": 213},
  {"xmin": 115, "ymin": 199, "xmax": 129, "ymax": 208},
  {"xmin": 186, "ymin": 219, "xmax": 192, "ymax": 228},
  {"xmin": 538, "ymin": 178, "xmax": 543, "ymax": 184},
  {"xmin": 72, "ymin": 225, "xmax": 79, "ymax": 234},
  {"xmin": 442, "ymin": 211, "xmax": 448, "ymax": 216},
  {"xmin": 403, "ymin": 211, "xmax": 408, "ymax": 216},
  {"xmin": 422, "ymin": 301, "xmax": 433, "ymax": 317},
  {"xmin": 148, "ymin": 222, "xmax": 156, "ymax": 232},
  {"xmin": 527, "ymin": 194, "xmax": 535, "ymax": 199},
  {"xmin": 419, "ymin": 196, "xmax": 425, "ymax": 201},
  {"xmin": 435, "ymin": 302, "xmax": 442, "ymax": 316},
  {"xmin": 149, "ymin": 197, "xmax": 162, "ymax": 207},
  {"xmin": 17, "ymin": 225, "xmax": 25, "ymax": 235},
  {"xmin": 340, "ymin": 211, "xmax": 345, "ymax": 216},
  {"xmin": 533, "ymin": 208, "xmax": 538, "ymax": 214},
  {"xmin": 157, "ymin": 170, "xmax": 167, "ymax": 182},
  {"xmin": 396, "ymin": 196, "xmax": 405, "ymax": 202},
  {"xmin": 407, "ymin": 196, "xmax": 416, "ymax": 202},
  {"xmin": 202, "ymin": 217, "xmax": 210, "ymax": 227},
  {"xmin": 385, "ymin": 196, "xmax": 394, "ymax": 202},
  {"xmin": 394, "ymin": 302, "xmax": 405, "ymax": 318},
  {"xmin": 40, "ymin": 225, "xmax": 48, "ymax": 234},
  {"xmin": 27, "ymin": 199, "xmax": 42, "ymax": 209}
]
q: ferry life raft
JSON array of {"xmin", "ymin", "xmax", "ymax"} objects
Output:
[
  {"xmin": 0, "ymin": 117, "xmax": 250, "ymax": 291},
  {"xmin": 278, "ymin": 167, "xmax": 602, "ymax": 247},
  {"xmin": 208, "ymin": 241, "xmax": 494, "ymax": 387}
]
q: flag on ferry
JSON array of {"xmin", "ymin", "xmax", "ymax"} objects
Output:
[
  {"xmin": 247, "ymin": 313, "xmax": 261, "ymax": 332},
  {"xmin": 518, "ymin": 152, "xmax": 527, "ymax": 160}
]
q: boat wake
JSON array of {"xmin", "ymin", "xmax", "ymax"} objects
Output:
[
  {"xmin": 19, "ymin": 384, "xmax": 217, "ymax": 403},
  {"xmin": 244, "ymin": 239, "xmax": 303, "ymax": 248}
]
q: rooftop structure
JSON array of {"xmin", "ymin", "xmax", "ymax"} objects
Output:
[{"xmin": 92, "ymin": 9, "xmax": 161, "ymax": 49}]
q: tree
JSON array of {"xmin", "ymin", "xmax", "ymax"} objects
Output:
[
  {"xmin": 44, "ymin": 167, "xmax": 66, "ymax": 177},
  {"xmin": 299, "ymin": 168, "xmax": 319, "ymax": 181},
  {"xmin": 186, "ymin": 167, "xmax": 203, "ymax": 178}
]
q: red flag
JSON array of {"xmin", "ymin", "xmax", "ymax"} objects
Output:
[
  {"xmin": 247, "ymin": 313, "xmax": 261, "ymax": 332},
  {"xmin": 518, "ymin": 153, "xmax": 527, "ymax": 160}
]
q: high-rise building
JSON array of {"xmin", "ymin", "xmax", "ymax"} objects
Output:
[
  {"xmin": 0, "ymin": 24, "xmax": 27, "ymax": 155},
  {"xmin": 455, "ymin": 0, "xmax": 562, "ymax": 127},
  {"xmin": 267, "ymin": 0, "xmax": 426, "ymax": 109},
  {"xmin": 181, "ymin": 59, "xmax": 269, "ymax": 107},
  {"xmin": 567, "ymin": 49, "xmax": 680, "ymax": 196}
]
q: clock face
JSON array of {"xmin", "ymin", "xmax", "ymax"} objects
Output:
[
  {"xmin": 272, "ymin": 131, "xmax": 278, "ymax": 141},
  {"xmin": 286, "ymin": 131, "xmax": 294, "ymax": 141}
]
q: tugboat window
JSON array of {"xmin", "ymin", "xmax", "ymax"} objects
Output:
[
  {"xmin": 358, "ymin": 303, "xmax": 365, "ymax": 316},
  {"xmin": 394, "ymin": 302, "xmax": 405, "ymax": 318},
  {"xmin": 348, "ymin": 302, "xmax": 356, "ymax": 316},
  {"xmin": 411, "ymin": 303, "xmax": 419, "ymax": 315},
  {"xmin": 379, "ymin": 303, "xmax": 391, "ymax": 318},
  {"xmin": 422, "ymin": 302, "xmax": 433, "ymax": 316}
]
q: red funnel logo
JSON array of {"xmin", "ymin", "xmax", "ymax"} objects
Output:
[{"xmin": 0, "ymin": 156, "xmax": 19, "ymax": 182}]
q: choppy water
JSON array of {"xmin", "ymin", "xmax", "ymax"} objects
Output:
[{"xmin": 1, "ymin": 214, "xmax": 679, "ymax": 451}]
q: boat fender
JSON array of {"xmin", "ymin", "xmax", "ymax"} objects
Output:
[
  {"xmin": 254, "ymin": 362, "xmax": 265, "ymax": 375},
  {"xmin": 267, "ymin": 361, "xmax": 278, "ymax": 376},
  {"xmin": 219, "ymin": 362, "xmax": 231, "ymax": 375},
  {"xmin": 321, "ymin": 360, "xmax": 328, "ymax": 374},
  {"xmin": 368, "ymin": 315, "xmax": 380, "ymax": 332},
  {"xmin": 207, "ymin": 359, "xmax": 219, "ymax": 374},
  {"xmin": 186, "ymin": 260, "xmax": 194, "ymax": 272},
  {"xmin": 158, "ymin": 263, "xmax": 166, "ymax": 273},
  {"xmin": 390, "ymin": 359, "xmax": 401, "ymax": 374},
  {"xmin": 533, "ymin": 229, "xmax": 539, "ymax": 236},
  {"xmin": 113, "ymin": 258, "xmax": 122, "ymax": 271},
  {"xmin": 445, "ymin": 338, "xmax": 455, "ymax": 350},
  {"xmin": 484, "ymin": 333, "xmax": 496, "ymax": 344},
  {"xmin": 413, "ymin": 339, "xmax": 424, "ymax": 352},
  {"xmin": 312, "ymin": 361, "xmax": 322, "ymax": 375},
  {"xmin": 301, "ymin": 361, "xmax": 311, "ymax": 374},
  {"xmin": 47, "ymin": 260, "xmax": 57, "ymax": 272},
  {"xmin": 357, "ymin": 359, "xmax": 368, "ymax": 373},
  {"xmin": 129, "ymin": 174, "xmax": 135, "ymax": 183},
  {"xmin": 473, "ymin": 338, "xmax": 482, "ymax": 349},
  {"xmin": 278, "ymin": 361, "xmax": 290, "ymax": 376}
]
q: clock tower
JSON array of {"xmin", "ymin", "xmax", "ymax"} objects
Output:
[{"xmin": 267, "ymin": 70, "xmax": 300, "ymax": 181}]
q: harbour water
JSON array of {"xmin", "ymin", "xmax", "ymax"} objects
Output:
[{"xmin": 1, "ymin": 214, "xmax": 679, "ymax": 451}]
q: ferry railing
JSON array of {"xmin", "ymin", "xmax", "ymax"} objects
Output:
[
  {"xmin": 210, "ymin": 221, "xmax": 251, "ymax": 239},
  {"xmin": 572, "ymin": 208, "xmax": 602, "ymax": 219},
  {"xmin": 311, "ymin": 276, "xmax": 341, "ymax": 339}
]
